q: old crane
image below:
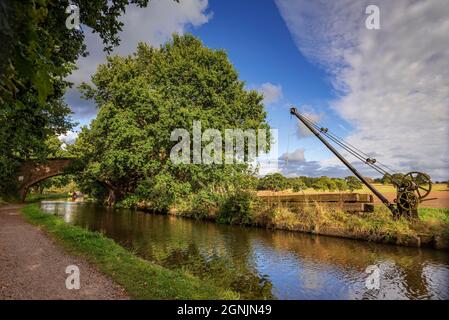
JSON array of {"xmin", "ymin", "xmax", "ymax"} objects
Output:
[{"xmin": 290, "ymin": 107, "xmax": 432, "ymax": 219}]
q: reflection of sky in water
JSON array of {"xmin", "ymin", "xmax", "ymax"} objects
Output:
[
  {"xmin": 40, "ymin": 201, "xmax": 449, "ymax": 300},
  {"xmin": 422, "ymin": 264, "xmax": 449, "ymax": 299},
  {"xmin": 41, "ymin": 201, "xmax": 79, "ymax": 223}
]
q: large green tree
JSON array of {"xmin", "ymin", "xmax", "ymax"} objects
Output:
[
  {"xmin": 72, "ymin": 35, "xmax": 270, "ymax": 206},
  {"xmin": 0, "ymin": 0, "xmax": 163, "ymax": 197}
]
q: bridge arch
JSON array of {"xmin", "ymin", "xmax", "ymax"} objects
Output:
[{"xmin": 16, "ymin": 158, "xmax": 75, "ymax": 201}]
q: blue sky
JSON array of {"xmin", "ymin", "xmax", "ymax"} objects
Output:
[
  {"xmin": 65, "ymin": 0, "xmax": 449, "ymax": 180},
  {"xmin": 190, "ymin": 0, "xmax": 350, "ymax": 166},
  {"xmin": 190, "ymin": 0, "xmax": 349, "ymax": 161}
]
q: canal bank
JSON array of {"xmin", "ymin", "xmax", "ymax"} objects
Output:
[
  {"xmin": 0, "ymin": 203, "xmax": 238, "ymax": 299},
  {"xmin": 0, "ymin": 204, "xmax": 127, "ymax": 299},
  {"xmin": 133, "ymin": 197, "xmax": 449, "ymax": 251},
  {"xmin": 39, "ymin": 200, "xmax": 449, "ymax": 299}
]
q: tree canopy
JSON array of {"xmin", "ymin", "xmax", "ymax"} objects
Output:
[
  {"xmin": 71, "ymin": 34, "xmax": 270, "ymax": 206},
  {"xmin": 0, "ymin": 0, "xmax": 164, "ymax": 197}
]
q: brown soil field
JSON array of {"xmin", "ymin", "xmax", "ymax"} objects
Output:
[
  {"xmin": 371, "ymin": 190, "xmax": 449, "ymax": 209},
  {"xmin": 257, "ymin": 184, "xmax": 449, "ymax": 209}
]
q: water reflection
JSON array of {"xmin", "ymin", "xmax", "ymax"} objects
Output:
[{"xmin": 40, "ymin": 201, "xmax": 449, "ymax": 300}]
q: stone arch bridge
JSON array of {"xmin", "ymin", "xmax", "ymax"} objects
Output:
[
  {"xmin": 16, "ymin": 158, "xmax": 117, "ymax": 205},
  {"xmin": 16, "ymin": 158, "xmax": 76, "ymax": 201}
]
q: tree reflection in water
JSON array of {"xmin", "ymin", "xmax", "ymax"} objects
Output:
[{"xmin": 40, "ymin": 201, "xmax": 449, "ymax": 300}]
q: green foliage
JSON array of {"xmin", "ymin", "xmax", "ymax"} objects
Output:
[
  {"xmin": 311, "ymin": 176, "xmax": 337, "ymax": 191},
  {"xmin": 31, "ymin": 175, "xmax": 74, "ymax": 195},
  {"xmin": 345, "ymin": 176, "xmax": 363, "ymax": 192},
  {"xmin": 334, "ymin": 178, "xmax": 349, "ymax": 191},
  {"xmin": 72, "ymin": 35, "xmax": 270, "ymax": 204},
  {"xmin": 190, "ymin": 190, "xmax": 222, "ymax": 220},
  {"xmin": 22, "ymin": 204, "xmax": 238, "ymax": 299},
  {"xmin": 135, "ymin": 173, "xmax": 192, "ymax": 212},
  {"xmin": 419, "ymin": 207, "xmax": 449, "ymax": 225},
  {"xmin": 218, "ymin": 190, "xmax": 258, "ymax": 224},
  {"xmin": 0, "ymin": 0, "xmax": 168, "ymax": 197},
  {"xmin": 256, "ymin": 174, "xmax": 356, "ymax": 192},
  {"xmin": 116, "ymin": 195, "xmax": 141, "ymax": 209},
  {"xmin": 290, "ymin": 178, "xmax": 306, "ymax": 192},
  {"xmin": 380, "ymin": 173, "xmax": 404, "ymax": 185},
  {"xmin": 257, "ymin": 173, "xmax": 289, "ymax": 191}
]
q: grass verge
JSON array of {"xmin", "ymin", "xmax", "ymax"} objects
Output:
[
  {"xmin": 25, "ymin": 193, "xmax": 69, "ymax": 202},
  {"xmin": 253, "ymin": 203, "xmax": 449, "ymax": 248},
  {"xmin": 22, "ymin": 204, "xmax": 239, "ymax": 300}
]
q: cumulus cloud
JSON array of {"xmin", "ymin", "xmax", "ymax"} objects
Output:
[
  {"xmin": 279, "ymin": 148, "xmax": 305, "ymax": 162},
  {"xmin": 58, "ymin": 130, "xmax": 79, "ymax": 146},
  {"xmin": 277, "ymin": 148, "xmax": 380, "ymax": 178},
  {"xmin": 277, "ymin": 148, "xmax": 349, "ymax": 177},
  {"xmin": 67, "ymin": 0, "xmax": 212, "ymax": 121},
  {"xmin": 295, "ymin": 111, "xmax": 323, "ymax": 138},
  {"xmin": 256, "ymin": 82, "xmax": 283, "ymax": 105},
  {"xmin": 276, "ymin": 0, "xmax": 449, "ymax": 180}
]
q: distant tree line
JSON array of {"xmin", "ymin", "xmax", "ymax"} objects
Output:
[{"xmin": 257, "ymin": 173, "xmax": 363, "ymax": 192}]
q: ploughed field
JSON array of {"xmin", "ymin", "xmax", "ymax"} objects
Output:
[
  {"xmin": 363, "ymin": 183, "xmax": 449, "ymax": 209},
  {"xmin": 257, "ymin": 183, "xmax": 449, "ymax": 209}
]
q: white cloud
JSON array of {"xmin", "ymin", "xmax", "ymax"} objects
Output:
[
  {"xmin": 67, "ymin": 0, "xmax": 212, "ymax": 121},
  {"xmin": 276, "ymin": 0, "xmax": 449, "ymax": 180},
  {"xmin": 279, "ymin": 148, "xmax": 305, "ymax": 162},
  {"xmin": 58, "ymin": 131, "xmax": 79, "ymax": 145},
  {"xmin": 256, "ymin": 82, "xmax": 283, "ymax": 105},
  {"xmin": 295, "ymin": 110, "xmax": 323, "ymax": 139}
]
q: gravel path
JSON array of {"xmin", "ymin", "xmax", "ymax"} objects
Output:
[{"xmin": 0, "ymin": 204, "xmax": 128, "ymax": 300}]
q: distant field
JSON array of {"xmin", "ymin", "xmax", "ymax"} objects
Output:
[
  {"xmin": 358, "ymin": 183, "xmax": 449, "ymax": 209},
  {"xmin": 257, "ymin": 183, "xmax": 449, "ymax": 209},
  {"xmin": 357, "ymin": 183, "xmax": 449, "ymax": 193}
]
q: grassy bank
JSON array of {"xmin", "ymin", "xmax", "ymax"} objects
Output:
[
  {"xmin": 255, "ymin": 204, "xmax": 449, "ymax": 249},
  {"xmin": 132, "ymin": 191, "xmax": 449, "ymax": 250},
  {"xmin": 22, "ymin": 204, "xmax": 239, "ymax": 299},
  {"xmin": 25, "ymin": 193, "xmax": 69, "ymax": 202}
]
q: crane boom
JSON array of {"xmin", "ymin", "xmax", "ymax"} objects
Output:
[{"xmin": 290, "ymin": 107, "xmax": 398, "ymax": 216}]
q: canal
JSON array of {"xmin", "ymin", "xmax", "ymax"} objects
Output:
[{"xmin": 40, "ymin": 201, "xmax": 449, "ymax": 299}]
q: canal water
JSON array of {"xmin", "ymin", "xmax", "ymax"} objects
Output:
[{"xmin": 40, "ymin": 201, "xmax": 449, "ymax": 300}]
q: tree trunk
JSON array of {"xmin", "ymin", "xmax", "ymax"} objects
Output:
[
  {"xmin": 102, "ymin": 180, "xmax": 118, "ymax": 207},
  {"xmin": 107, "ymin": 188, "xmax": 116, "ymax": 207}
]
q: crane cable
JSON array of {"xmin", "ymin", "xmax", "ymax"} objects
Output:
[{"xmin": 298, "ymin": 113, "xmax": 400, "ymax": 178}]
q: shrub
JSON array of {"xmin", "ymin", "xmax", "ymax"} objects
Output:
[
  {"xmin": 257, "ymin": 173, "xmax": 289, "ymax": 191},
  {"xmin": 290, "ymin": 178, "xmax": 307, "ymax": 192},
  {"xmin": 116, "ymin": 195, "xmax": 140, "ymax": 209},
  {"xmin": 190, "ymin": 190, "xmax": 221, "ymax": 220},
  {"xmin": 135, "ymin": 173, "xmax": 192, "ymax": 212},
  {"xmin": 334, "ymin": 178, "xmax": 349, "ymax": 191},
  {"xmin": 218, "ymin": 190, "xmax": 258, "ymax": 224},
  {"xmin": 345, "ymin": 176, "xmax": 363, "ymax": 191},
  {"xmin": 311, "ymin": 177, "xmax": 329, "ymax": 191}
]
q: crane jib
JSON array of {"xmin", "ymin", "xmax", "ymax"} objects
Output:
[{"xmin": 289, "ymin": 106, "xmax": 431, "ymax": 219}]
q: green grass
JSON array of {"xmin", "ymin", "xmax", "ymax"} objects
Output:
[
  {"xmin": 253, "ymin": 202, "xmax": 449, "ymax": 247},
  {"xmin": 22, "ymin": 204, "xmax": 239, "ymax": 300},
  {"xmin": 419, "ymin": 207, "xmax": 449, "ymax": 225},
  {"xmin": 0, "ymin": 197, "xmax": 7, "ymax": 205},
  {"xmin": 25, "ymin": 193, "xmax": 69, "ymax": 202}
]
